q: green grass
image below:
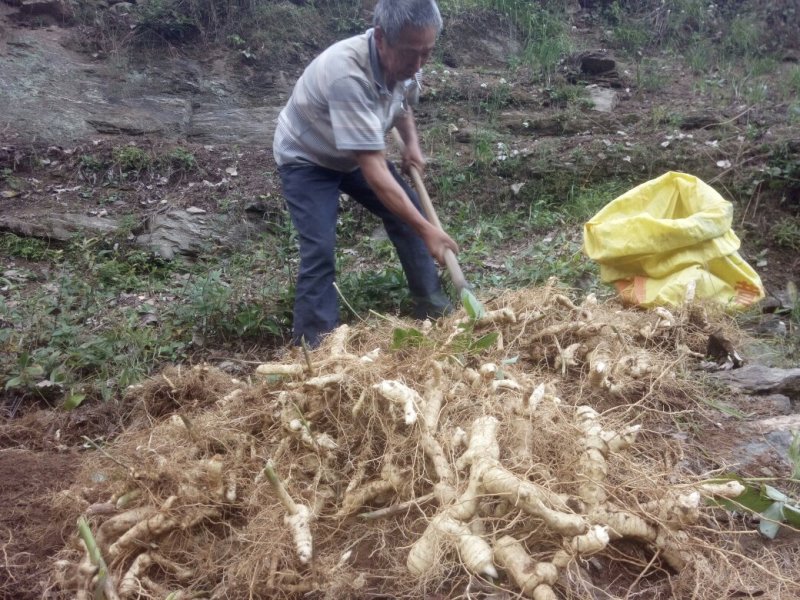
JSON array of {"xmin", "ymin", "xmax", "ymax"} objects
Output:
[
  {"xmin": 0, "ymin": 227, "xmax": 297, "ymax": 405},
  {"xmin": 771, "ymin": 218, "xmax": 800, "ymax": 252},
  {"xmin": 439, "ymin": 0, "xmax": 571, "ymax": 79},
  {"xmin": 784, "ymin": 65, "xmax": 800, "ymax": 99},
  {"xmin": 0, "ymin": 233, "xmax": 61, "ymax": 261}
]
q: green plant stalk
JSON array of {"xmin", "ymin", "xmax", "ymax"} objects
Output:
[
  {"xmin": 263, "ymin": 460, "xmax": 298, "ymax": 515},
  {"xmin": 77, "ymin": 516, "xmax": 112, "ymax": 600},
  {"xmin": 790, "ymin": 431, "xmax": 800, "ymax": 480}
]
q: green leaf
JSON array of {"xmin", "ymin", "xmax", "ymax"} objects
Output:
[
  {"xmin": 63, "ymin": 392, "xmax": 87, "ymax": 411},
  {"xmin": 460, "ymin": 288, "xmax": 485, "ymax": 320},
  {"xmin": 471, "ymin": 332, "xmax": 499, "ymax": 352},
  {"xmin": 759, "ymin": 502, "xmax": 784, "ymax": 539},
  {"xmin": 763, "ymin": 485, "xmax": 790, "ymax": 503},
  {"xmin": 49, "ymin": 366, "xmax": 69, "ymax": 384},
  {"xmin": 784, "ymin": 503, "xmax": 800, "ymax": 528},
  {"xmin": 5, "ymin": 376, "xmax": 23, "ymax": 390},
  {"xmin": 391, "ymin": 327, "xmax": 426, "ymax": 350},
  {"xmin": 24, "ymin": 364, "xmax": 45, "ymax": 378},
  {"xmin": 789, "ymin": 431, "xmax": 800, "ymax": 480}
]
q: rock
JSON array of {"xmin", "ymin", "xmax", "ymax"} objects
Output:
[
  {"xmin": 754, "ymin": 317, "xmax": 788, "ymax": 338},
  {"xmin": 711, "ymin": 365, "xmax": 800, "ymax": 397},
  {"xmin": 586, "ymin": 85, "xmax": 617, "ymax": 112},
  {"xmin": 706, "ymin": 331, "xmax": 743, "ymax": 368},
  {"xmin": 187, "ymin": 105, "xmax": 282, "ymax": 145},
  {"xmin": 0, "ymin": 27, "xmax": 283, "ymax": 145},
  {"xmin": 134, "ymin": 211, "xmax": 223, "ymax": 260},
  {"xmin": 579, "ymin": 52, "xmax": 616, "ymax": 75},
  {"xmin": 726, "ymin": 413, "xmax": 800, "ymax": 475},
  {"xmin": 749, "ymin": 394, "xmax": 793, "ymax": 416},
  {"xmin": 751, "ymin": 414, "xmax": 800, "ymax": 435},
  {"xmin": 133, "ymin": 210, "xmax": 270, "ymax": 259},
  {"xmin": 87, "ymin": 96, "xmax": 192, "ymax": 137},
  {"xmin": 454, "ymin": 126, "xmax": 475, "ymax": 143},
  {"xmin": 0, "ymin": 208, "xmax": 271, "ymax": 260},
  {"xmin": 18, "ymin": 0, "xmax": 70, "ymax": 19},
  {"xmin": 759, "ymin": 296, "xmax": 784, "ymax": 313},
  {"xmin": 782, "ymin": 51, "xmax": 799, "ymax": 63},
  {"xmin": 0, "ymin": 212, "xmax": 121, "ymax": 241},
  {"xmin": 679, "ymin": 111, "xmax": 721, "ymax": 130},
  {"xmin": 439, "ymin": 13, "xmax": 522, "ymax": 68}
]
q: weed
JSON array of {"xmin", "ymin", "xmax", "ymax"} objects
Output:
[
  {"xmin": 649, "ymin": 106, "xmax": 681, "ymax": 128},
  {"xmin": 563, "ymin": 181, "xmax": 627, "ymax": 223},
  {"xmin": 790, "ymin": 103, "xmax": 800, "ymax": 125},
  {"xmin": 227, "ymin": 33, "xmax": 246, "ymax": 49},
  {"xmin": 545, "ymin": 83, "xmax": 587, "ymax": 108},
  {"xmin": 442, "ymin": 0, "xmax": 570, "ymax": 79},
  {"xmin": 685, "ymin": 37, "xmax": 716, "ymax": 75},
  {"xmin": 178, "ymin": 269, "xmax": 234, "ymax": 333},
  {"xmin": 636, "ymin": 59, "xmax": 669, "ymax": 92},
  {"xmin": 0, "ymin": 233, "xmax": 60, "ymax": 261},
  {"xmin": 612, "ymin": 21, "xmax": 649, "ymax": 55},
  {"xmin": 216, "ymin": 195, "xmax": 238, "ymax": 214},
  {"xmin": 0, "ymin": 167, "xmax": 25, "ymax": 190},
  {"xmin": 4, "ymin": 352, "xmax": 46, "ymax": 394},
  {"xmin": 165, "ymin": 147, "xmax": 197, "ymax": 172},
  {"xmin": 338, "ymin": 266, "xmax": 409, "ymax": 318},
  {"xmin": 0, "ymin": 171, "xmax": 24, "ymax": 191},
  {"xmin": 473, "ymin": 133, "xmax": 496, "ymax": 171},
  {"xmin": 112, "ymin": 145, "xmax": 152, "ymax": 173},
  {"xmin": 748, "ymin": 57, "xmax": 779, "ymax": 78},
  {"xmin": 248, "ymin": 3, "xmax": 327, "ymax": 65},
  {"xmin": 132, "ymin": 0, "xmax": 200, "ymax": 42},
  {"xmin": 784, "ymin": 65, "xmax": 800, "ymax": 99},
  {"xmin": 764, "ymin": 142, "xmax": 800, "ymax": 193},
  {"xmin": 479, "ymin": 82, "xmax": 512, "ymax": 122},
  {"xmin": 329, "ymin": 1, "xmax": 367, "ymax": 35},
  {"xmin": 771, "ymin": 218, "xmax": 800, "ymax": 252},
  {"xmin": 513, "ymin": 2, "xmax": 571, "ymax": 81},
  {"xmin": 723, "ymin": 15, "xmax": 762, "ymax": 58}
]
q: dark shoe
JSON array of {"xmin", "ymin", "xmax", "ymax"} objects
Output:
[{"xmin": 411, "ymin": 291, "xmax": 453, "ymax": 320}]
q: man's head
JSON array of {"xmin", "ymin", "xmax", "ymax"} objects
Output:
[{"xmin": 373, "ymin": 0, "xmax": 442, "ymax": 86}]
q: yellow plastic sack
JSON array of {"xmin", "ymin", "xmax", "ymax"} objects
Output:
[{"xmin": 583, "ymin": 171, "xmax": 764, "ymax": 308}]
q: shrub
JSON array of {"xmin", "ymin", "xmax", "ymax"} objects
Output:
[{"xmin": 112, "ymin": 145, "xmax": 152, "ymax": 172}]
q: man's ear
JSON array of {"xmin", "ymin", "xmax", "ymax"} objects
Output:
[{"xmin": 374, "ymin": 25, "xmax": 385, "ymax": 46}]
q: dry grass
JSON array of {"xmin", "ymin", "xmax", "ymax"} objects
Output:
[{"xmin": 48, "ymin": 283, "xmax": 799, "ymax": 599}]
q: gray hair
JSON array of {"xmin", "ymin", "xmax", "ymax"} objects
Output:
[{"xmin": 373, "ymin": 0, "xmax": 443, "ymax": 45}]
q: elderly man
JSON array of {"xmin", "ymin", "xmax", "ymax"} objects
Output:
[{"xmin": 273, "ymin": 0, "xmax": 458, "ymax": 347}]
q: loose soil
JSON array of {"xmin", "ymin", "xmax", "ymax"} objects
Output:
[{"xmin": 0, "ymin": 449, "xmax": 78, "ymax": 599}]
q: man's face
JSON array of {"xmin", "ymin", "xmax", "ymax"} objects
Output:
[{"xmin": 376, "ymin": 25, "xmax": 436, "ymax": 85}]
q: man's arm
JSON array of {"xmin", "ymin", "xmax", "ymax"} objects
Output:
[
  {"xmin": 354, "ymin": 149, "xmax": 458, "ymax": 264},
  {"xmin": 393, "ymin": 108, "xmax": 426, "ymax": 176}
]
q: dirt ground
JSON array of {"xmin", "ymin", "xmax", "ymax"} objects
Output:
[
  {"xmin": 1, "ymin": 2, "xmax": 799, "ymax": 598},
  {"xmin": 1, "ymin": 448, "xmax": 78, "ymax": 599}
]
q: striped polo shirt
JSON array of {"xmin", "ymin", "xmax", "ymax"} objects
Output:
[{"xmin": 273, "ymin": 29, "xmax": 420, "ymax": 172}]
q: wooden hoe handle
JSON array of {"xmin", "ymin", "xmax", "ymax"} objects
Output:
[{"xmin": 391, "ymin": 129, "xmax": 468, "ymax": 293}]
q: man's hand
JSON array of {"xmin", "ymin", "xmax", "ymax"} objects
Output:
[
  {"xmin": 421, "ymin": 223, "xmax": 459, "ymax": 265},
  {"xmin": 394, "ymin": 108, "xmax": 425, "ymax": 176},
  {"xmin": 401, "ymin": 142, "xmax": 426, "ymax": 178}
]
